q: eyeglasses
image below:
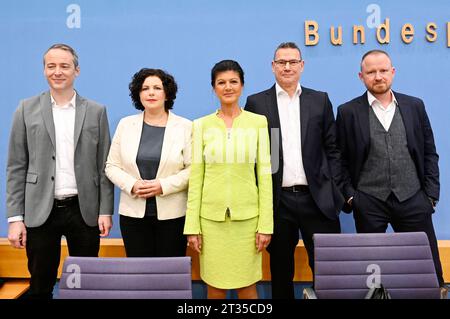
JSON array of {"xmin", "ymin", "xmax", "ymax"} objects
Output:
[{"xmin": 274, "ymin": 59, "xmax": 302, "ymax": 67}]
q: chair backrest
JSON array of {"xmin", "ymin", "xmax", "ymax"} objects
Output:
[
  {"xmin": 313, "ymin": 232, "xmax": 440, "ymax": 299},
  {"xmin": 58, "ymin": 256, "xmax": 192, "ymax": 299}
]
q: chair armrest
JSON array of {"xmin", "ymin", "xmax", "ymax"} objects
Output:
[{"xmin": 303, "ymin": 287, "xmax": 318, "ymax": 299}]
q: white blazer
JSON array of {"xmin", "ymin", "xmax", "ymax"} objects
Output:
[{"xmin": 105, "ymin": 111, "xmax": 192, "ymax": 220}]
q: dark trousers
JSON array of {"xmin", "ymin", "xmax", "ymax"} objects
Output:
[
  {"xmin": 268, "ymin": 188, "xmax": 341, "ymax": 299},
  {"xmin": 353, "ymin": 189, "xmax": 444, "ymax": 286},
  {"xmin": 26, "ymin": 198, "xmax": 100, "ymax": 299},
  {"xmin": 120, "ymin": 215, "xmax": 187, "ymax": 257}
]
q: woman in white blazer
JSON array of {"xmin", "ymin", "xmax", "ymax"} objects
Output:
[{"xmin": 105, "ymin": 68, "xmax": 191, "ymax": 257}]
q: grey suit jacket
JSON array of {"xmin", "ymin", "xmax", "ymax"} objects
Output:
[{"xmin": 6, "ymin": 91, "xmax": 114, "ymax": 227}]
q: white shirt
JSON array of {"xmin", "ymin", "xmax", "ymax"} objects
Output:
[
  {"xmin": 367, "ymin": 90, "xmax": 398, "ymax": 131},
  {"xmin": 51, "ymin": 93, "xmax": 78, "ymax": 199},
  {"xmin": 276, "ymin": 83, "xmax": 308, "ymax": 187}
]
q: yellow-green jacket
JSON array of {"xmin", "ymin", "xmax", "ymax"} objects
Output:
[{"xmin": 184, "ymin": 109, "xmax": 273, "ymax": 235}]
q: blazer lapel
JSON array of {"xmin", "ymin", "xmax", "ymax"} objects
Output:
[
  {"xmin": 356, "ymin": 92, "xmax": 371, "ymax": 152},
  {"xmin": 74, "ymin": 94, "xmax": 87, "ymax": 147},
  {"xmin": 265, "ymin": 85, "xmax": 283, "ymax": 154},
  {"xmin": 40, "ymin": 92, "xmax": 56, "ymax": 149},
  {"xmin": 130, "ymin": 113, "xmax": 144, "ymax": 177},
  {"xmin": 299, "ymin": 87, "xmax": 310, "ymax": 148},
  {"xmin": 156, "ymin": 111, "xmax": 175, "ymax": 177},
  {"xmin": 395, "ymin": 91, "xmax": 414, "ymax": 152}
]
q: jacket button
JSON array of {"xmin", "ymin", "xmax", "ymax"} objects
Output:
[
  {"xmin": 51, "ymin": 176, "xmax": 54, "ymax": 181},
  {"xmin": 52, "ymin": 156, "xmax": 55, "ymax": 160}
]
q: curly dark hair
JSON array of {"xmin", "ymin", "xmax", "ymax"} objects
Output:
[{"xmin": 129, "ymin": 68, "xmax": 178, "ymax": 111}]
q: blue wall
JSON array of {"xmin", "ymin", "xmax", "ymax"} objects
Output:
[{"xmin": 1, "ymin": 0, "xmax": 449, "ymax": 238}]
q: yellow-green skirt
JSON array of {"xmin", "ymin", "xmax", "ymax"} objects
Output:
[{"xmin": 199, "ymin": 215, "xmax": 261, "ymax": 289}]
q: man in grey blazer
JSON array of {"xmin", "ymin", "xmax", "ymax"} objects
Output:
[{"xmin": 6, "ymin": 43, "xmax": 114, "ymax": 299}]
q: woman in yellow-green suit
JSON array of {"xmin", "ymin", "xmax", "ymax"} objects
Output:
[{"xmin": 184, "ymin": 60, "xmax": 273, "ymax": 299}]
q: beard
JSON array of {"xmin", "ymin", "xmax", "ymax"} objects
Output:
[{"xmin": 369, "ymin": 82, "xmax": 391, "ymax": 95}]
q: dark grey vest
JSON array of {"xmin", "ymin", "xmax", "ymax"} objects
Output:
[{"xmin": 357, "ymin": 106, "xmax": 421, "ymax": 202}]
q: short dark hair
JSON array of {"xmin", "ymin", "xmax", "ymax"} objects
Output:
[
  {"xmin": 274, "ymin": 42, "xmax": 302, "ymax": 60},
  {"xmin": 361, "ymin": 50, "xmax": 392, "ymax": 70},
  {"xmin": 43, "ymin": 43, "xmax": 79, "ymax": 68},
  {"xmin": 129, "ymin": 68, "xmax": 178, "ymax": 111},
  {"xmin": 211, "ymin": 60, "xmax": 245, "ymax": 87}
]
